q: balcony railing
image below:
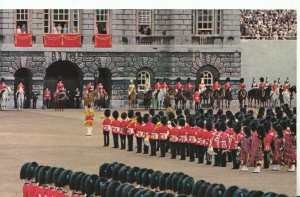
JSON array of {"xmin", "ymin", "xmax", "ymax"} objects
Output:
[
  {"xmin": 192, "ymin": 35, "xmax": 224, "ymax": 45},
  {"xmin": 240, "ymin": 35, "xmax": 297, "ymax": 40},
  {"xmin": 136, "ymin": 36, "xmax": 175, "ymax": 45}
]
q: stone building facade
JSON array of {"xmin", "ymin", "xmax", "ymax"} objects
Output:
[{"xmin": 0, "ymin": 9, "xmax": 241, "ymax": 108}]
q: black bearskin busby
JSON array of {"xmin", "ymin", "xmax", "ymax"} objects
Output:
[
  {"xmin": 260, "ymin": 77, "xmax": 264, "ymax": 83},
  {"xmin": 104, "ymin": 109, "xmax": 111, "ymax": 118},
  {"xmin": 176, "ymin": 77, "xmax": 181, "ymax": 83},
  {"xmin": 240, "ymin": 78, "xmax": 244, "ymax": 83},
  {"xmin": 226, "ymin": 77, "xmax": 230, "ymax": 82},
  {"xmin": 20, "ymin": 162, "xmax": 31, "ymax": 180},
  {"xmin": 187, "ymin": 78, "xmax": 191, "ymax": 83},
  {"xmin": 112, "ymin": 111, "xmax": 119, "ymax": 120}
]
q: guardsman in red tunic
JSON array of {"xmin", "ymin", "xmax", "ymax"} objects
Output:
[
  {"xmin": 239, "ymin": 78, "xmax": 246, "ymax": 91},
  {"xmin": 102, "ymin": 109, "xmax": 112, "ymax": 147},
  {"xmin": 204, "ymin": 121, "xmax": 214, "ymax": 165},
  {"xmin": 44, "ymin": 88, "xmax": 51, "ymax": 109},
  {"xmin": 249, "ymin": 122, "xmax": 263, "ymax": 173},
  {"xmin": 224, "ymin": 77, "xmax": 231, "ymax": 92},
  {"xmin": 0, "ymin": 78, "xmax": 7, "ymax": 94},
  {"xmin": 229, "ymin": 123, "xmax": 243, "ymax": 169},
  {"xmin": 45, "ymin": 167, "xmax": 57, "ymax": 197},
  {"xmin": 26, "ymin": 162, "xmax": 39, "ymax": 197},
  {"xmin": 86, "ymin": 82, "xmax": 94, "ymax": 93},
  {"xmin": 259, "ymin": 77, "xmax": 266, "ymax": 90},
  {"xmin": 149, "ymin": 116, "xmax": 159, "ymax": 156},
  {"xmin": 56, "ymin": 80, "xmax": 64, "ymax": 93},
  {"xmin": 284, "ymin": 123, "xmax": 296, "ymax": 172},
  {"xmin": 157, "ymin": 116, "xmax": 169, "ymax": 157},
  {"xmin": 272, "ymin": 125, "xmax": 284, "ymax": 171},
  {"xmin": 17, "ymin": 81, "xmax": 25, "ymax": 93},
  {"xmin": 218, "ymin": 122, "xmax": 229, "ymax": 167},
  {"xmin": 96, "ymin": 82, "xmax": 104, "ymax": 91},
  {"xmin": 135, "ymin": 115, "xmax": 144, "ymax": 153},
  {"xmin": 178, "ymin": 118, "xmax": 188, "ymax": 160},
  {"xmin": 212, "ymin": 79, "xmax": 221, "ymax": 92},
  {"xmin": 142, "ymin": 114, "xmax": 151, "ymax": 154},
  {"xmin": 160, "ymin": 78, "xmax": 168, "ymax": 90},
  {"xmin": 175, "ymin": 77, "xmax": 183, "ymax": 92},
  {"xmin": 271, "ymin": 80, "xmax": 279, "ymax": 92},
  {"xmin": 20, "ymin": 162, "xmax": 30, "ymax": 197},
  {"xmin": 193, "ymin": 88, "xmax": 201, "ymax": 111},
  {"xmin": 126, "ymin": 110, "xmax": 137, "ymax": 151},
  {"xmin": 154, "ymin": 78, "xmax": 161, "ymax": 98},
  {"xmin": 185, "ymin": 78, "xmax": 194, "ymax": 91},
  {"xmin": 283, "ymin": 81, "xmax": 290, "ymax": 95},
  {"xmin": 263, "ymin": 123, "xmax": 273, "ymax": 169},
  {"xmin": 225, "ymin": 120, "xmax": 235, "ymax": 162},
  {"xmin": 34, "ymin": 166, "xmax": 50, "ymax": 197},
  {"xmin": 111, "ymin": 111, "xmax": 120, "ymax": 148},
  {"xmin": 195, "ymin": 120, "xmax": 205, "ymax": 164},
  {"xmin": 119, "ymin": 112, "xmax": 128, "ymax": 150},
  {"xmin": 187, "ymin": 118, "xmax": 198, "ymax": 162},
  {"xmin": 169, "ymin": 119, "xmax": 179, "ymax": 159}
]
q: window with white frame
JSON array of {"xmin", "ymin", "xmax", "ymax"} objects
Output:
[
  {"xmin": 95, "ymin": 9, "xmax": 109, "ymax": 34},
  {"xmin": 137, "ymin": 71, "xmax": 151, "ymax": 91},
  {"xmin": 200, "ymin": 71, "xmax": 213, "ymax": 86},
  {"xmin": 137, "ymin": 10, "xmax": 152, "ymax": 35},
  {"xmin": 44, "ymin": 9, "xmax": 80, "ymax": 34},
  {"xmin": 195, "ymin": 10, "xmax": 222, "ymax": 35},
  {"xmin": 16, "ymin": 9, "xmax": 29, "ymax": 33}
]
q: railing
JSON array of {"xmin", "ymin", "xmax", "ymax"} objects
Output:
[
  {"xmin": 192, "ymin": 35, "xmax": 224, "ymax": 45},
  {"xmin": 240, "ymin": 35, "xmax": 297, "ymax": 40},
  {"xmin": 136, "ymin": 36, "xmax": 175, "ymax": 45}
]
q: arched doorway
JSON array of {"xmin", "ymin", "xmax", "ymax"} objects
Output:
[
  {"xmin": 44, "ymin": 60, "xmax": 83, "ymax": 108},
  {"xmin": 97, "ymin": 68, "xmax": 112, "ymax": 107},
  {"xmin": 196, "ymin": 65, "xmax": 220, "ymax": 87},
  {"xmin": 14, "ymin": 68, "xmax": 33, "ymax": 108},
  {"xmin": 136, "ymin": 67, "xmax": 155, "ymax": 92}
]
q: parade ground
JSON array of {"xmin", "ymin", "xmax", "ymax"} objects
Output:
[{"xmin": 0, "ymin": 103, "xmax": 296, "ymax": 196}]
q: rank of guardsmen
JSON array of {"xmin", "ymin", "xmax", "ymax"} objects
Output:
[{"xmin": 20, "ymin": 161, "xmax": 290, "ymax": 197}]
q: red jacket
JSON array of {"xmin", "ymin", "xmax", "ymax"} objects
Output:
[
  {"xmin": 102, "ymin": 118, "xmax": 112, "ymax": 132},
  {"xmin": 239, "ymin": 83, "xmax": 246, "ymax": 90},
  {"xmin": 193, "ymin": 92, "xmax": 200, "ymax": 102},
  {"xmin": 224, "ymin": 82, "xmax": 231, "ymax": 91},
  {"xmin": 34, "ymin": 186, "xmax": 45, "ymax": 197},
  {"xmin": 283, "ymin": 85, "xmax": 289, "ymax": 91},
  {"xmin": 175, "ymin": 83, "xmax": 183, "ymax": 91},
  {"xmin": 160, "ymin": 83, "xmax": 168, "ymax": 89},
  {"xmin": 229, "ymin": 133, "xmax": 243, "ymax": 150},
  {"xmin": 185, "ymin": 83, "xmax": 193, "ymax": 91},
  {"xmin": 0, "ymin": 82, "xmax": 7, "ymax": 91},
  {"xmin": 259, "ymin": 83, "xmax": 265, "ymax": 90},
  {"xmin": 195, "ymin": 128, "xmax": 206, "ymax": 146},
  {"xmin": 45, "ymin": 187, "xmax": 55, "ymax": 197},
  {"xmin": 27, "ymin": 183, "xmax": 37, "ymax": 197},
  {"xmin": 149, "ymin": 125, "xmax": 160, "ymax": 140},
  {"xmin": 155, "ymin": 83, "xmax": 161, "ymax": 90},
  {"xmin": 272, "ymin": 84, "xmax": 278, "ymax": 91},
  {"xmin": 111, "ymin": 120, "xmax": 121, "ymax": 134},
  {"xmin": 204, "ymin": 130, "xmax": 213, "ymax": 147},
  {"xmin": 44, "ymin": 90, "xmax": 51, "ymax": 100},
  {"xmin": 119, "ymin": 120, "xmax": 129, "ymax": 135},
  {"xmin": 126, "ymin": 119, "xmax": 137, "ymax": 135},
  {"xmin": 56, "ymin": 82, "xmax": 64, "ymax": 92},
  {"xmin": 187, "ymin": 127, "xmax": 198, "ymax": 144},
  {"xmin": 157, "ymin": 125, "xmax": 170, "ymax": 140},
  {"xmin": 213, "ymin": 81, "xmax": 220, "ymax": 91},
  {"xmin": 169, "ymin": 127, "xmax": 179, "ymax": 142},
  {"xmin": 178, "ymin": 127, "xmax": 188, "ymax": 143},
  {"xmin": 135, "ymin": 123, "xmax": 144, "ymax": 138},
  {"xmin": 22, "ymin": 183, "xmax": 29, "ymax": 197},
  {"xmin": 17, "ymin": 83, "xmax": 25, "ymax": 91},
  {"xmin": 97, "ymin": 83, "xmax": 104, "ymax": 90}
]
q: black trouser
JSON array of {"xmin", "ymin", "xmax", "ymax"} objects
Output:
[
  {"xmin": 136, "ymin": 137, "xmax": 142, "ymax": 153},
  {"xmin": 231, "ymin": 149, "xmax": 240, "ymax": 169},
  {"xmin": 150, "ymin": 139, "xmax": 157, "ymax": 156},
  {"xmin": 113, "ymin": 133, "xmax": 119, "ymax": 148},
  {"xmin": 189, "ymin": 144, "xmax": 195, "ymax": 162},
  {"xmin": 32, "ymin": 99, "xmax": 37, "ymax": 109},
  {"xmin": 263, "ymin": 151, "xmax": 270, "ymax": 168},
  {"xmin": 197, "ymin": 145, "xmax": 205, "ymax": 163},
  {"xmin": 127, "ymin": 135, "xmax": 134, "ymax": 151},
  {"xmin": 180, "ymin": 143, "xmax": 186, "ymax": 160},
  {"xmin": 205, "ymin": 148, "xmax": 211, "ymax": 165},
  {"xmin": 160, "ymin": 140, "xmax": 167, "ymax": 157},
  {"xmin": 103, "ymin": 130, "xmax": 109, "ymax": 146},
  {"xmin": 220, "ymin": 149, "xmax": 227, "ymax": 167},
  {"xmin": 227, "ymin": 151, "xmax": 233, "ymax": 162},
  {"xmin": 195, "ymin": 102, "xmax": 200, "ymax": 111},
  {"xmin": 214, "ymin": 148, "xmax": 221, "ymax": 166},
  {"xmin": 120, "ymin": 134, "xmax": 126, "ymax": 149},
  {"xmin": 143, "ymin": 138, "xmax": 149, "ymax": 154},
  {"xmin": 170, "ymin": 142, "xmax": 177, "ymax": 159},
  {"xmin": 177, "ymin": 144, "xmax": 181, "ymax": 155},
  {"xmin": 45, "ymin": 99, "xmax": 50, "ymax": 108},
  {"xmin": 166, "ymin": 140, "xmax": 170, "ymax": 152}
]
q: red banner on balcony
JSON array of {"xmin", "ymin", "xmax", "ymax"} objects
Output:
[
  {"xmin": 95, "ymin": 34, "xmax": 112, "ymax": 48},
  {"xmin": 15, "ymin": 34, "xmax": 32, "ymax": 47},
  {"xmin": 44, "ymin": 34, "xmax": 81, "ymax": 47}
]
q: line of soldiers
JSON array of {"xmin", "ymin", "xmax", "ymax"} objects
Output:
[
  {"xmin": 99, "ymin": 107, "xmax": 296, "ymax": 173},
  {"xmin": 20, "ymin": 161, "xmax": 290, "ymax": 197},
  {"xmin": 250, "ymin": 77, "xmax": 291, "ymax": 93}
]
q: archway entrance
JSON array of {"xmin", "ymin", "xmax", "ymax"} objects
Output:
[
  {"xmin": 14, "ymin": 68, "xmax": 33, "ymax": 108},
  {"xmin": 44, "ymin": 60, "xmax": 83, "ymax": 108},
  {"xmin": 196, "ymin": 65, "xmax": 220, "ymax": 87},
  {"xmin": 97, "ymin": 68, "xmax": 112, "ymax": 107}
]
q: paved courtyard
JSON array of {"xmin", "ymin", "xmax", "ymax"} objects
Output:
[{"xmin": 0, "ymin": 102, "xmax": 296, "ymax": 196}]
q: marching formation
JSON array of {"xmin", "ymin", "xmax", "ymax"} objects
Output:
[
  {"xmin": 92, "ymin": 106, "xmax": 297, "ymax": 173},
  {"xmin": 20, "ymin": 161, "xmax": 289, "ymax": 197}
]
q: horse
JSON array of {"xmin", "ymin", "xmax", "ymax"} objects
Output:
[
  {"xmin": 224, "ymin": 89, "xmax": 232, "ymax": 109},
  {"xmin": 289, "ymin": 86, "xmax": 296, "ymax": 107},
  {"xmin": 0, "ymin": 87, "xmax": 11, "ymax": 111},
  {"xmin": 259, "ymin": 86, "xmax": 271, "ymax": 108},
  {"xmin": 157, "ymin": 88, "xmax": 166, "ymax": 110},
  {"xmin": 164, "ymin": 87, "xmax": 175, "ymax": 109},
  {"xmin": 270, "ymin": 88, "xmax": 280, "ymax": 108},
  {"xmin": 143, "ymin": 89, "xmax": 153, "ymax": 110},
  {"xmin": 95, "ymin": 90, "xmax": 106, "ymax": 111},
  {"xmin": 183, "ymin": 89, "xmax": 194, "ymax": 109},
  {"xmin": 174, "ymin": 90, "xmax": 186, "ymax": 109},
  {"xmin": 238, "ymin": 89, "xmax": 247, "ymax": 108},
  {"xmin": 54, "ymin": 90, "xmax": 69, "ymax": 111},
  {"xmin": 128, "ymin": 90, "xmax": 137, "ymax": 109},
  {"xmin": 247, "ymin": 88, "xmax": 260, "ymax": 108},
  {"xmin": 16, "ymin": 88, "xmax": 25, "ymax": 111},
  {"xmin": 213, "ymin": 88, "xmax": 224, "ymax": 109},
  {"xmin": 200, "ymin": 87, "xmax": 213, "ymax": 109}
]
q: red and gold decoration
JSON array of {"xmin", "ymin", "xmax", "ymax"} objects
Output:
[
  {"xmin": 44, "ymin": 34, "xmax": 81, "ymax": 47},
  {"xmin": 15, "ymin": 34, "xmax": 32, "ymax": 47},
  {"xmin": 95, "ymin": 34, "xmax": 112, "ymax": 48}
]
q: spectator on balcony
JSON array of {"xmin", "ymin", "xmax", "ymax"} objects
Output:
[
  {"xmin": 100, "ymin": 27, "xmax": 107, "ymax": 34},
  {"xmin": 16, "ymin": 26, "xmax": 21, "ymax": 34},
  {"xmin": 63, "ymin": 24, "xmax": 68, "ymax": 34},
  {"xmin": 57, "ymin": 23, "xmax": 62, "ymax": 34},
  {"xmin": 21, "ymin": 24, "xmax": 27, "ymax": 34},
  {"xmin": 52, "ymin": 23, "xmax": 58, "ymax": 34}
]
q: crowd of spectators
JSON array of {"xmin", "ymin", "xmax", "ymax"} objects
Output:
[{"xmin": 240, "ymin": 10, "xmax": 297, "ymax": 40}]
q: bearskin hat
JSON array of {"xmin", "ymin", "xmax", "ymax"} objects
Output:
[
  {"xmin": 137, "ymin": 116, "xmax": 143, "ymax": 124},
  {"xmin": 38, "ymin": 166, "xmax": 50, "ymax": 185},
  {"xmin": 181, "ymin": 176, "xmax": 194, "ymax": 195},
  {"xmin": 144, "ymin": 190, "xmax": 156, "ymax": 196},
  {"xmin": 211, "ymin": 185, "xmax": 226, "ymax": 197},
  {"xmin": 187, "ymin": 78, "xmax": 191, "ymax": 83},
  {"xmin": 188, "ymin": 118, "xmax": 196, "ymax": 127},
  {"xmin": 121, "ymin": 184, "xmax": 135, "ymax": 197},
  {"xmin": 184, "ymin": 109, "xmax": 190, "ymax": 116},
  {"xmin": 240, "ymin": 78, "xmax": 244, "ymax": 83},
  {"xmin": 112, "ymin": 111, "xmax": 119, "ymax": 119},
  {"xmin": 176, "ymin": 109, "xmax": 182, "ymax": 116},
  {"xmin": 143, "ymin": 114, "xmax": 149, "ymax": 124},
  {"xmin": 149, "ymin": 108, "xmax": 155, "ymax": 116},
  {"xmin": 125, "ymin": 166, "xmax": 139, "ymax": 183},
  {"xmin": 80, "ymin": 174, "xmax": 89, "ymax": 195},
  {"xmin": 45, "ymin": 167, "xmax": 57, "ymax": 184},
  {"xmin": 150, "ymin": 171, "xmax": 163, "ymax": 189},
  {"xmin": 233, "ymin": 188, "xmax": 249, "ymax": 197},
  {"xmin": 171, "ymin": 119, "xmax": 178, "ymax": 127},
  {"xmin": 178, "ymin": 118, "xmax": 185, "ymax": 127},
  {"xmin": 161, "ymin": 116, "xmax": 168, "ymax": 125},
  {"xmin": 95, "ymin": 177, "xmax": 108, "ymax": 196},
  {"xmin": 259, "ymin": 77, "xmax": 264, "ymax": 83},
  {"xmin": 112, "ymin": 163, "xmax": 125, "ymax": 181},
  {"xmin": 74, "ymin": 173, "xmax": 86, "ymax": 192},
  {"xmin": 158, "ymin": 110, "xmax": 164, "ymax": 117},
  {"xmin": 141, "ymin": 169, "xmax": 154, "ymax": 187},
  {"xmin": 204, "ymin": 183, "xmax": 218, "ymax": 197},
  {"xmin": 99, "ymin": 163, "xmax": 108, "ymax": 178},
  {"xmin": 219, "ymin": 121, "xmax": 227, "ymax": 132},
  {"xmin": 58, "ymin": 170, "xmax": 73, "ymax": 188},
  {"xmin": 53, "ymin": 168, "xmax": 65, "ymax": 187},
  {"xmin": 26, "ymin": 162, "xmax": 39, "ymax": 180},
  {"xmin": 104, "ymin": 109, "xmax": 111, "ymax": 118},
  {"xmin": 136, "ymin": 168, "xmax": 147, "ymax": 185},
  {"xmin": 171, "ymin": 172, "xmax": 184, "ymax": 192},
  {"xmin": 196, "ymin": 120, "xmax": 205, "ymax": 129},
  {"xmin": 128, "ymin": 187, "xmax": 140, "ymax": 197},
  {"xmin": 115, "ymin": 182, "xmax": 129, "ymax": 197},
  {"xmin": 106, "ymin": 181, "xmax": 121, "ymax": 197},
  {"xmin": 198, "ymin": 182, "xmax": 211, "ymax": 197},
  {"xmin": 176, "ymin": 77, "xmax": 181, "ymax": 83},
  {"xmin": 34, "ymin": 165, "xmax": 44, "ymax": 183},
  {"xmin": 192, "ymin": 180, "xmax": 206, "ymax": 196},
  {"xmin": 223, "ymin": 185, "xmax": 239, "ymax": 197},
  {"xmin": 117, "ymin": 166, "xmax": 131, "ymax": 183},
  {"xmin": 20, "ymin": 162, "xmax": 31, "ymax": 180},
  {"xmin": 106, "ymin": 162, "xmax": 118, "ymax": 179},
  {"xmin": 69, "ymin": 172, "xmax": 83, "ymax": 190},
  {"xmin": 128, "ymin": 110, "xmax": 134, "ymax": 119},
  {"xmin": 135, "ymin": 111, "xmax": 141, "ymax": 117},
  {"xmin": 121, "ymin": 112, "xmax": 127, "ymax": 120},
  {"xmin": 156, "ymin": 78, "xmax": 160, "ymax": 83},
  {"xmin": 165, "ymin": 172, "xmax": 176, "ymax": 190},
  {"xmin": 85, "ymin": 174, "xmax": 99, "ymax": 196},
  {"xmin": 158, "ymin": 172, "xmax": 170, "ymax": 191}
]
